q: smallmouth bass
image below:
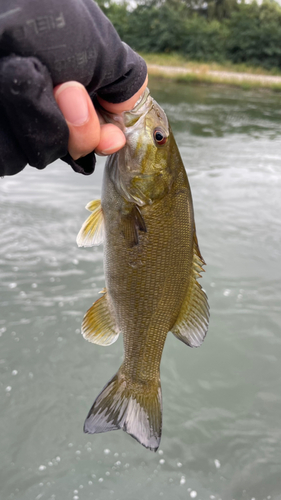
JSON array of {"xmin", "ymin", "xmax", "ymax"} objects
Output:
[{"xmin": 77, "ymin": 89, "xmax": 209, "ymax": 451}]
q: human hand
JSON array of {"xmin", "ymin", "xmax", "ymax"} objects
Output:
[
  {"xmin": 53, "ymin": 75, "xmax": 148, "ymax": 160},
  {"xmin": 0, "ymin": 0, "xmax": 147, "ymax": 176}
]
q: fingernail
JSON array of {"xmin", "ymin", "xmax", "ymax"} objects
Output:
[
  {"xmin": 100, "ymin": 137, "xmax": 126, "ymax": 155},
  {"xmin": 55, "ymin": 83, "xmax": 89, "ymax": 126},
  {"xmin": 100, "ymin": 143, "xmax": 125, "ymax": 155}
]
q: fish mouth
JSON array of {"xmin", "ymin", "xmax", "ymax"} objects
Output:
[
  {"xmin": 94, "ymin": 98, "xmax": 125, "ymax": 132},
  {"xmin": 94, "ymin": 88, "xmax": 152, "ymax": 133},
  {"xmin": 128, "ymin": 87, "xmax": 151, "ymax": 114},
  {"xmin": 123, "ymin": 88, "xmax": 152, "ymax": 129}
]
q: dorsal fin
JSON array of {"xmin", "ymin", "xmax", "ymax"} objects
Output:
[
  {"xmin": 76, "ymin": 199, "xmax": 104, "ymax": 247},
  {"xmin": 171, "ymin": 231, "xmax": 209, "ymax": 347}
]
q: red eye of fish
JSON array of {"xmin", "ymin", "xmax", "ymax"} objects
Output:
[{"xmin": 153, "ymin": 128, "xmax": 167, "ymax": 146}]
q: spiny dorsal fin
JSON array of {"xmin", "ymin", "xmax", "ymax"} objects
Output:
[
  {"xmin": 122, "ymin": 204, "xmax": 147, "ymax": 247},
  {"xmin": 76, "ymin": 199, "xmax": 104, "ymax": 247},
  {"xmin": 171, "ymin": 232, "xmax": 209, "ymax": 347},
  {"xmin": 82, "ymin": 291, "xmax": 120, "ymax": 346}
]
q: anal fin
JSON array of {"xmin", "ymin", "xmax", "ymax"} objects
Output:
[
  {"xmin": 82, "ymin": 291, "xmax": 120, "ymax": 346},
  {"xmin": 171, "ymin": 232, "xmax": 209, "ymax": 347}
]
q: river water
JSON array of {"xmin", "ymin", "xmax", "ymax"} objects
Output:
[{"xmin": 1, "ymin": 80, "xmax": 281, "ymax": 500}]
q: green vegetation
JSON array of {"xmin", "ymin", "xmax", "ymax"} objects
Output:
[{"xmin": 96, "ymin": 0, "xmax": 281, "ymax": 72}]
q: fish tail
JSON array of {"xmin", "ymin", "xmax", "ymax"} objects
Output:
[{"xmin": 84, "ymin": 366, "xmax": 162, "ymax": 452}]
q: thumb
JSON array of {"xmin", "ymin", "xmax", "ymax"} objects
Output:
[{"xmin": 54, "ymin": 81, "xmax": 100, "ymax": 160}]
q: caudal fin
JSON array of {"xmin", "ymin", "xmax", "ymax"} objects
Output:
[{"xmin": 84, "ymin": 367, "xmax": 162, "ymax": 451}]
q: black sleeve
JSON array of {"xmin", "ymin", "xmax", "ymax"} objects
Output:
[{"xmin": 0, "ymin": 0, "xmax": 147, "ymax": 176}]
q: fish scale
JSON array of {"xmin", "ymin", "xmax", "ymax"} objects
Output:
[
  {"xmin": 77, "ymin": 88, "xmax": 209, "ymax": 450},
  {"xmin": 105, "ymin": 192, "xmax": 191, "ymax": 379}
]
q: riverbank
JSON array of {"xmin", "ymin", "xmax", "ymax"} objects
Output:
[{"xmin": 143, "ymin": 55, "xmax": 281, "ymax": 90}]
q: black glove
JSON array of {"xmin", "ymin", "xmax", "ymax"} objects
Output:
[{"xmin": 0, "ymin": 0, "xmax": 147, "ymax": 176}]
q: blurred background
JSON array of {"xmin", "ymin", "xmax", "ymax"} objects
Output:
[
  {"xmin": 96, "ymin": 0, "xmax": 281, "ymax": 74},
  {"xmin": 1, "ymin": 78, "xmax": 281, "ymax": 500}
]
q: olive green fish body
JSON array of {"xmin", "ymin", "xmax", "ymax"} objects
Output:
[
  {"xmin": 77, "ymin": 90, "xmax": 209, "ymax": 451},
  {"xmin": 103, "ymin": 136, "xmax": 194, "ymax": 382}
]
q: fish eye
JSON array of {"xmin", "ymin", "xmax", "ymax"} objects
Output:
[{"xmin": 153, "ymin": 128, "xmax": 167, "ymax": 146}]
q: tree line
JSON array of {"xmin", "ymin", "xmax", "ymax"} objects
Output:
[{"xmin": 96, "ymin": 0, "xmax": 281, "ymax": 70}]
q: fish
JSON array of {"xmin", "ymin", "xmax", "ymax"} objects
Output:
[{"xmin": 77, "ymin": 88, "xmax": 209, "ymax": 451}]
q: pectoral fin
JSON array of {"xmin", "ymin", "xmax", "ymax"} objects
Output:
[
  {"xmin": 122, "ymin": 204, "xmax": 147, "ymax": 247},
  {"xmin": 171, "ymin": 232, "xmax": 209, "ymax": 347},
  {"xmin": 76, "ymin": 199, "xmax": 104, "ymax": 247},
  {"xmin": 82, "ymin": 291, "xmax": 120, "ymax": 346}
]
